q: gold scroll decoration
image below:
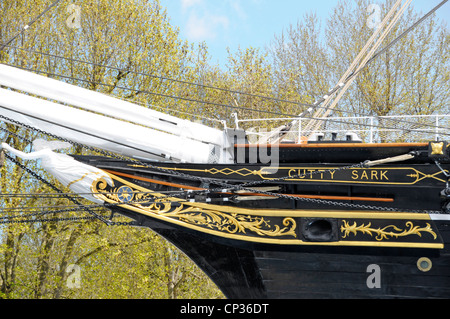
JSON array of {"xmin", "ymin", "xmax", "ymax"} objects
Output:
[
  {"xmin": 341, "ymin": 220, "xmax": 437, "ymax": 241},
  {"xmin": 93, "ymin": 178, "xmax": 297, "ymax": 239}
]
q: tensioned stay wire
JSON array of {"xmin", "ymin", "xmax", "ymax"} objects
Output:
[
  {"xmin": 0, "ymin": 0, "xmax": 448, "ymax": 132},
  {"xmin": 1, "ymin": 0, "xmax": 449, "ymax": 224},
  {"xmin": 0, "ymin": 0, "xmax": 62, "ymax": 52},
  {"xmin": 1, "ymin": 63, "xmax": 448, "ymax": 137},
  {"xmin": 1, "ymin": 115, "xmax": 446, "ymax": 216},
  {"xmin": 4, "ymin": 45, "xmax": 449, "ymax": 133}
]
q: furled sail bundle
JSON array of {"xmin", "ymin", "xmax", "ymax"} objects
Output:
[
  {"xmin": 0, "ymin": 63, "xmax": 230, "ymax": 164},
  {"xmin": 1, "ymin": 0, "xmax": 450, "ymax": 300}
]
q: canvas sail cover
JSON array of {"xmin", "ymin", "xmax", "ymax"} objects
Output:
[{"xmin": 0, "ymin": 64, "xmax": 227, "ymax": 163}]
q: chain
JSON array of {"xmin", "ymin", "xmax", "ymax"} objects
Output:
[
  {"xmin": 0, "ymin": 211, "xmax": 131, "ymax": 225},
  {"xmin": 1, "ymin": 115, "xmax": 446, "ymax": 216},
  {"xmin": 3, "ymin": 151, "xmax": 134, "ymax": 226},
  {"xmin": 0, "ymin": 216, "xmax": 96, "ymax": 225}
]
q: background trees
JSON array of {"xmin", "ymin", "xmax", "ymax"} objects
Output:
[
  {"xmin": 268, "ymin": 0, "xmax": 449, "ymax": 119},
  {"xmin": 0, "ymin": 0, "xmax": 224, "ymax": 299},
  {"xmin": 324, "ymin": 0, "xmax": 449, "ymax": 117},
  {"xmin": 265, "ymin": 0, "xmax": 449, "ymax": 141},
  {"xmin": 0, "ymin": 0, "xmax": 448, "ymax": 299}
]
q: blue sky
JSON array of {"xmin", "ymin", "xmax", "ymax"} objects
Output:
[{"xmin": 160, "ymin": 0, "xmax": 450, "ymax": 67}]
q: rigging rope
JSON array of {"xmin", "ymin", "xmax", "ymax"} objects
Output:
[
  {"xmin": 0, "ymin": 0, "xmax": 448, "ymax": 226},
  {"xmin": 323, "ymin": 0, "xmax": 450, "ymax": 111},
  {"xmin": 305, "ymin": 0, "xmax": 412, "ymax": 134},
  {"xmin": 364, "ymin": 0, "xmax": 449, "ymax": 68},
  {"xmin": 3, "ymin": 47, "xmax": 449, "ymax": 133},
  {"xmin": 289, "ymin": 0, "xmax": 449, "ymax": 137},
  {"xmin": 1, "ymin": 67, "xmax": 448, "ymax": 138},
  {"xmin": 2, "ymin": 152, "xmax": 115, "ymax": 225},
  {"xmin": 0, "ymin": 0, "xmax": 62, "ymax": 52},
  {"xmin": 1, "ymin": 115, "xmax": 446, "ymax": 216},
  {"xmin": 0, "ymin": 0, "xmax": 448, "ymax": 136}
]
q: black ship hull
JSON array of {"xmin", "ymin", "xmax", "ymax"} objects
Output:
[
  {"xmin": 74, "ymin": 141, "xmax": 450, "ymax": 299},
  {"xmin": 117, "ymin": 211, "xmax": 450, "ymax": 299}
]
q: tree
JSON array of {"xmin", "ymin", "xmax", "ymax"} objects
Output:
[
  {"xmin": 267, "ymin": 0, "xmax": 449, "ymax": 141},
  {"xmin": 268, "ymin": 13, "xmax": 330, "ymax": 113},
  {"xmin": 0, "ymin": 0, "xmax": 224, "ymax": 299},
  {"xmin": 326, "ymin": 0, "xmax": 449, "ymax": 117}
]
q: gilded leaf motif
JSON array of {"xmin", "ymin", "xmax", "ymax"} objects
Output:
[{"xmin": 341, "ymin": 220, "xmax": 437, "ymax": 241}]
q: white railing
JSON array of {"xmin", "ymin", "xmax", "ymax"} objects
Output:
[{"xmin": 233, "ymin": 113, "xmax": 450, "ymax": 144}]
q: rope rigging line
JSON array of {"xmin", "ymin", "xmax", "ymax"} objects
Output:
[
  {"xmin": 0, "ymin": 190, "xmax": 187, "ymax": 198},
  {"xmin": 0, "ymin": 62, "xmax": 302, "ymax": 119},
  {"xmin": 1, "ymin": 67, "xmax": 448, "ymax": 138},
  {"xmin": 0, "ymin": 203, "xmax": 108, "ymax": 213},
  {"xmin": 0, "ymin": 208, "xmax": 104, "ymax": 222},
  {"xmin": 0, "ymin": 0, "xmax": 62, "ymax": 52},
  {"xmin": 292, "ymin": 0, "xmax": 450, "ymax": 137},
  {"xmin": 0, "ymin": 115, "xmax": 446, "ymax": 216},
  {"xmin": 2, "ymin": 152, "xmax": 115, "ymax": 225},
  {"xmin": 0, "ymin": 114, "xmax": 445, "ymax": 194},
  {"xmin": 3, "ymin": 46, "xmax": 449, "ymax": 134},
  {"xmin": 0, "ymin": 195, "xmax": 199, "ymax": 215},
  {"xmin": 0, "ymin": 0, "xmax": 448, "ymax": 138},
  {"xmin": 1, "ymin": 1, "xmax": 448, "ymax": 225},
  {"xmin": 3, "ymin": 0, "xmax": 444, "ymax": 133},
  {"xmin": 304, "ymin": 0, "xmax": 412, "ymax": 134},
  {"xmin": 314, "ymin": 0, "xmax": 450, "ymax": 122},
  {"xmin": 0, "ymin": 216, "xmax": 98, "ymax": 225},
  {"xmin": 364, "ymin": 0, "xmax": 449, "ymax": 68},
  {"xmin": 2, "ymin": 45, "xmax": 317, "ymax": 110}
]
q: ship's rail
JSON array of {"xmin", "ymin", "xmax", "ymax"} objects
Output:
[{"xmin": 233, "ymin": 113, "xmax": 450, "ymax": 144}]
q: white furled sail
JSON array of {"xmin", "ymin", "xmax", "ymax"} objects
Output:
[
  {"xmin": 1, "ymin": 140, "xmax": 113, "ymax": 204},
  {"xmin": 0, "ymin": 64, "xmax": 230, "ymax": 163},
  {"xmin": 0, "ymin": 64, "xmax": 223, "ymax": 146},
  {"xmin": 0, "ymin": 88, "xmax": 215, "ymax": 163}
]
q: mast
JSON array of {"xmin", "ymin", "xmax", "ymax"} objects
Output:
[
  {"xmin": 305, "ymin": 0, "xmax": 412, "ymax": 135},
  {"xmin": 270, "ymin": 0, "xmax": 413, "ymax": 143}
]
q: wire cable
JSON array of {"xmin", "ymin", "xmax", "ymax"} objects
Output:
[
  {"xmin": 0, "ymin": 0, "xmax": 62, "ymax": 52},
  {"xmin": 1, "ymin": 64, "xmax": 449, "ymax": 136},
  {"xmin": 3, "ymin": 46, "xmax": 449, "ymax": 132}
]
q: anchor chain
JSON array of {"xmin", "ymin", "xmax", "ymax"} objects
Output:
[{"xmin": 1, "ymin": 115, "xmax": 448, "ymax": 221}]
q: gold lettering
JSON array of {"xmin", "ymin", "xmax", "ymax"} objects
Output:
[
  {"xmin": 299, "ymin": 169, "xmax": 306, "ymax": 179},
  {"xmin": 288, "ymin": 169, "xmax": 296, "ymax": 178},
  {"xmin": 330, "ymin": 170, "xmax": 336, "ymax": 180},
  {"xmin": 361, "ymin": 170, "xmax": 369, "ymax": 180},
  {"xmin": 371, "ymin": 170, "xmax": 378, "ymax": 180},
  {"xmin": 287, "ymin": 168, "xmax": 389, "ymax": 182},
  {"xmin": 317, "ymin": 169, "xmax": 325, "ymax": 179}
]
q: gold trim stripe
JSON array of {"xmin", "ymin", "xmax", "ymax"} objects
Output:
[
  {"xmin": 104, "ymin": 173, "xmax": 432, "ymax": 220},
  {"xmin": 93, "ymin": 173, "xmax": 444, "ymax": 249},
  {"xmin": 109, "ymin": 201, "xmax": 444, "ymax": 249},
  {"xmin": 235, "ymin": 142, "xmax": 429, "ymax": 148}
]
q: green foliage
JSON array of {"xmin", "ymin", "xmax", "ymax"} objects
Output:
[
  {"xmin": 0, "ymin": 0, "xmax": 224, "ymax": 299},
  {"xmin": 0, "ymin": 0, "xmax": 448, "ymax": 299},
  {"xmin": 268, "ymin": 0, "xmax": 449, "ymax": 117}
]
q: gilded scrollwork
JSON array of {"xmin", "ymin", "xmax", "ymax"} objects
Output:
[
  {"xmin": 341, "ymin": 220, "xmax": 437, "ymax": 241},
  {"xmin": 162, "ymin": 206, "xmax": 297, "ymax": 238},
  {"xmin": 92, "ymin": 177, "xmax": 297, "ymax": 239}
]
